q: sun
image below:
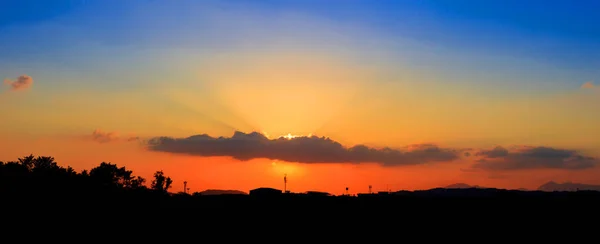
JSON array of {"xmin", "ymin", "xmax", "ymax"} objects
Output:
[
  {"xmin": 280, "ymin": 132, "xmax": 313, "ymax": 140},
  {"xmin": 282, "ymin": 133, "xmax": 298, "ymax": 140}
]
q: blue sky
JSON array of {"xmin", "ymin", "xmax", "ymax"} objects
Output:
[{"xmin": 1, "ymin": 0, "xmax": 598, "ymax": 91}]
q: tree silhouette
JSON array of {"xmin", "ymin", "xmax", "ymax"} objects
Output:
[
  {"xmin": 89, "ymin": 162, "xmax": 145, "ymax": 189},
  {"xmin": 17, "ymin": 154, "xmax": 35, "ymax": 171},
  {"xmin": 131, "ymin": 176, "xmax": 146, "ymax": 189},
  {"xmin": 31, "ymin": 156, "xmax": 59, "ymax": 172},
  {"xmin": 151, "ymin": 170, "xmax": 172, "ymax": 193}
]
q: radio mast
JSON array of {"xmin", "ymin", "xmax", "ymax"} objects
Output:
[{"xmin": 284, "ymin": 173, "xmax": 287, "ymax": 193}]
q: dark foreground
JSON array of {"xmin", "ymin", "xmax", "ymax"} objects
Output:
[
  {"xmin": 2, "ymin": 156, "xmax": 598, "ymax": 240},
  {"xmin": 3, "ymin": 188, "xmax": 599, "ymax": 241},
  {"xmin": 6, "ymin": 187, "xmax": 600, "ymax": 217}
]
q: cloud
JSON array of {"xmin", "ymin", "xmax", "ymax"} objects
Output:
[
  {"xmin": 581, "ymin": 81, "xmax": 595, "ymax": 89},
  {"xmin": 146, "ymin": 131, "xmax": 462, "ymax": 166},
  {"xmin": 3, "ymin": 75, "xmax": 33, "ymax": 91},
  {"xmin": 89, "ymin": 129, "xmax": 140, "ymax": 143},
  {"xmin": 91, "ymin": 129, "xmax": 120, "ymax": 143},
  {"xmin": 487, "ymin": 173, "xmax": 509, "ymax": 179},
  {"xmin": 475, "ymin": 146, "xmax": 509, "ymax": 158},
  {"xmin": 127, "ymin": 136, "xmax": 140, "ymax": 142},
  {"xmin": 472, "ymin": 146, "xmax": 598, "ymax": 170}
]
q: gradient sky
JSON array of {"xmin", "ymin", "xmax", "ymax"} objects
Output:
[{"xmin": 1, "ymin": 0, "xmax": 599, "ymax": 195}]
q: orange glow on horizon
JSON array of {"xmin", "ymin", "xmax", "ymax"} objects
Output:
[{"xmin": 1, "ymin": 132, "xmax": 600, "ymax": 196}]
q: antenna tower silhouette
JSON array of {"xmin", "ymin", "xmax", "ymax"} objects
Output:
[
  {"xmin": 284, "ymin": 173, "xmax": 287, "ymax": 192},
  {"xmin": 369, "ymin": 185, "xmax": 372, "ymax": 194},
  {"xmin": 183, "ymin": 181, "xmax": 187, "ymax": 194}
]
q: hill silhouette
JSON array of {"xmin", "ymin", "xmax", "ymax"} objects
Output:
[
  {"xmin": 444, "ymin": 183, "xmax": 484, "ymax": 189},
  {"xmin": 538, "ymin": 181, "xmax": 600, "ymax": 191},
  {"xmin": 196, "ymin": 189, "xmax": 248, "ymax": 195}
]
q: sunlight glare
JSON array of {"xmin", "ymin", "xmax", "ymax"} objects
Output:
[
  {"xmin": 280, "ymin": 132, "xmax": 314, "ymax": 140},
  {"xmin": 270, "ymin": 160, "xmax": 304, "ymax": 178},
  {"xmin": 199, "ymin": 51, "xmax": 369, "ymax": 137},
  {"xmin": 282, "ymin": 133, "xmax": 298, "ymax": 140}
]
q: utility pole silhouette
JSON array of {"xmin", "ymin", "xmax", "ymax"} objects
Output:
[
  {"xmin": 369, "ymin": 185, "xmax": 372, "ymax": 194},
  {"xmin": 183, "ymin": 181, "xmax": 187, "ymax": 194},
  {"xmin": 284, "ymin": 174, "xmax": 287, "ymax": 193}
]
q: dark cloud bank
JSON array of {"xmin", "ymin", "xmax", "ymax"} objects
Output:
[
  {"xmin": 147, "ymin": 131, "xmax": 598, "ymax": 170},
  {"xmin": 473, "ymin": 146, "xmax": 598, "ymax": 170},
  {"xmin": 147, "ymin": 131, "xmax": 460, "ymax": 166}
]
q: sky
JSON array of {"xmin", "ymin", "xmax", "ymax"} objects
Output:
[{"xmin": 1, "ymin": 0, "xmax": 599, "ymax": 195}]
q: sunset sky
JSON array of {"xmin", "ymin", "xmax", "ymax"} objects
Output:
[{"xmin": 1, "ymin": 0, "xmax": 599, "ymax": 195}]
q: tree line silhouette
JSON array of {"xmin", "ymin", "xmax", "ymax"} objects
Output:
[
  {"xmin": 0, "ymin": 154, "xmax": 186, "ymax": 209},
  {"xmin": 0, "ymin": 154, "xmax": 173, "ymax": 193}
]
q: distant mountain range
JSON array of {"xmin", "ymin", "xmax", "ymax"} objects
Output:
[
  {"xmin": 196, "ymin": 189, "xmax": 248, "ymax": 195},
  {"xmin": 444, "ymin": 183, "xmax": 484, "ymax": 189},
  {"xmin": 442, "ymin": 181, "xmax": 600, "ymax": 192},
  {"xmin": 537, "ymin": 181, "xmax": 600, "ymax": 192}
]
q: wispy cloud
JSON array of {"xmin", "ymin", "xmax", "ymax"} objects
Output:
[
  {"xmin": 91, "ymin": 129, "xmax": 119, "ymax": 143},
  {"xmin": 3, "ymin": 75, "xmax": 33, "ymax": 91},
  {"xmin": 127, "ymin": 136, "xmax": 140, "ymax": 142},
  {"xmin": 472, "ymin": 146, "xmax": 597, "ymax": 170},
  {"xmin": 146, "ymin": 131, "xmax": 462, "ymax": 166},
  {"xmin": 90, "ymin": 129, "xmax": 139, "ymax": 143}
]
